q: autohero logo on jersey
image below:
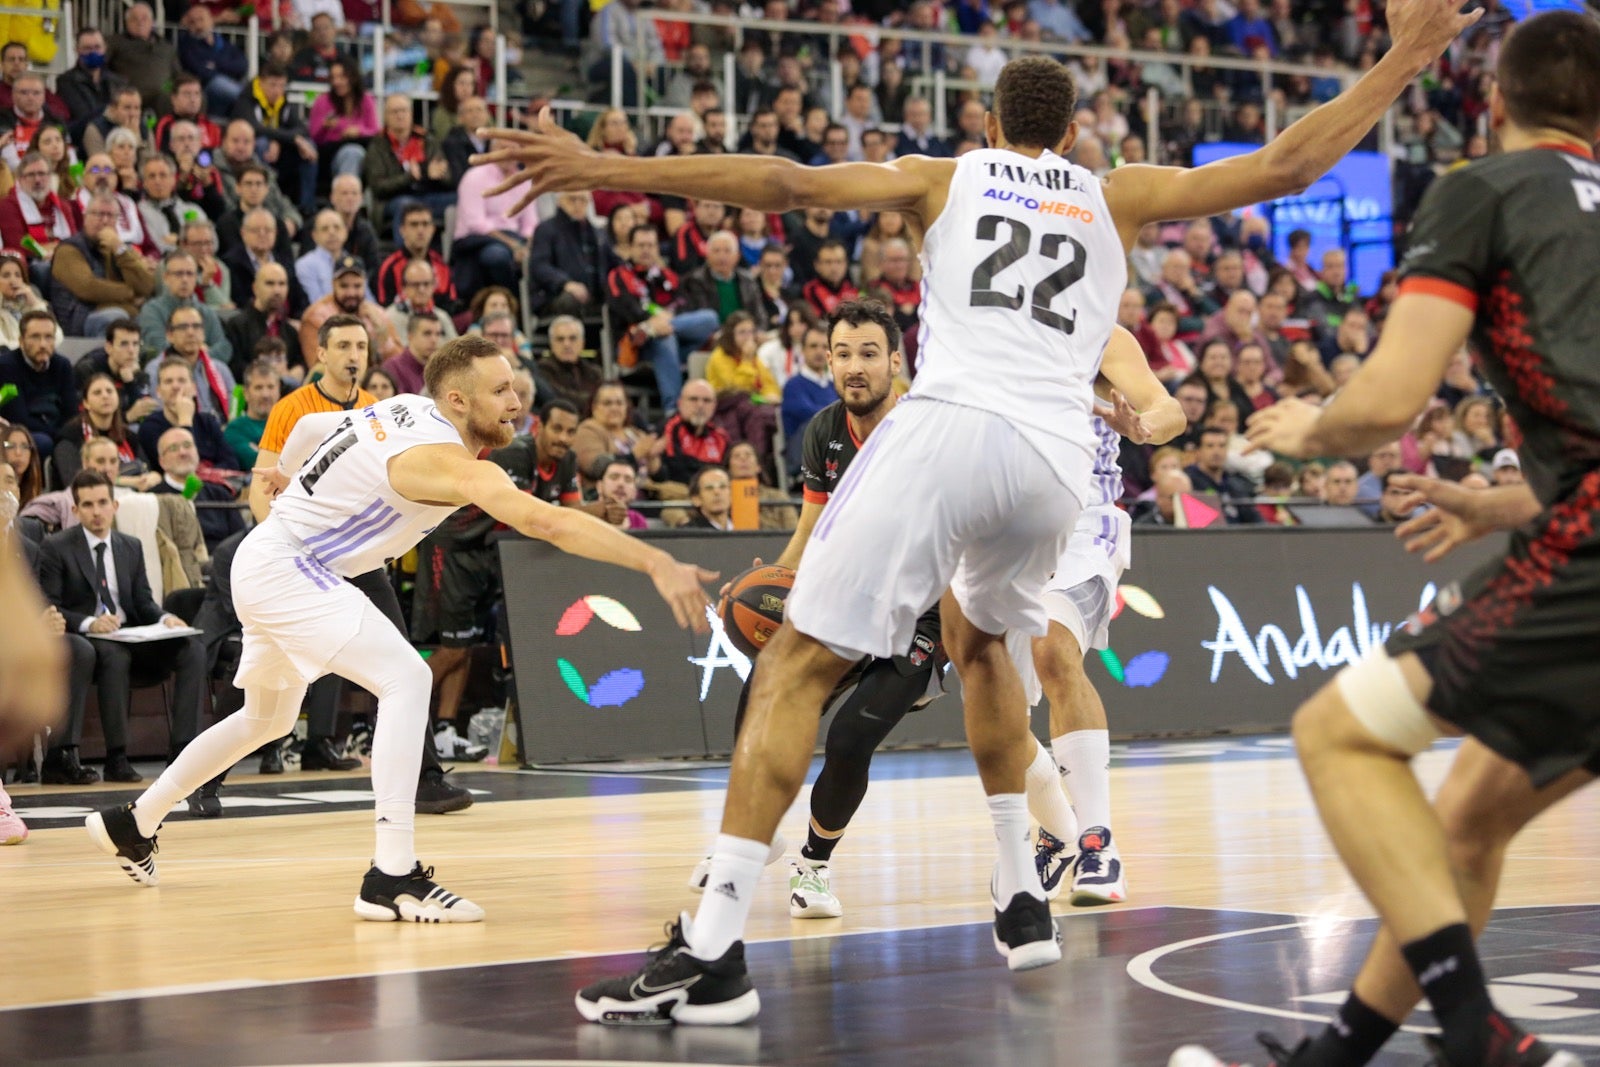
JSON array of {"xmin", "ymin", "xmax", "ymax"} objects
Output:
[
  {"xmin": 981, "ymin": 161, "xmax": 1096, "ymax": 221},
  {"xmin": 552, "ymin": 595, "xmax": 647, "ymax": 708}
]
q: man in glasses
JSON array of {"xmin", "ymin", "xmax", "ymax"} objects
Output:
[
  {"xmin": 49, "ymin": 193, "xmax": 154, "ymax": 337},
  {"xmin": 0, "ymin": 152, "xmax": 76, "ymax": 271},
  {"xmin": 138, "ymin": 250, "xmax": 233, "ymax": 369},
  {"xmin": 146, "ymin": 303, "xmax": 235, "ymax": 429}
]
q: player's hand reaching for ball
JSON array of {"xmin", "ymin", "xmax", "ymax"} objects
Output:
[
  {"xmin": 648, "ymin": 555, "xmax": 719, "ymax": 632},
  {"xmin": 719, "ymin": 557, "xmax": 762, "ymax": 600}
]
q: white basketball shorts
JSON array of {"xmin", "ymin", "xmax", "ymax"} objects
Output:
[
  {"xmin": 1041, "ymin": 503, "xmax": 1133, "ymax": 654},
  {"xmin": 785, "ymin": 397, "xmax": 1085, "ymax": 661},
  {"xmin": 232, "ymin": 517, "xmax": 367, "ymax": 690}
]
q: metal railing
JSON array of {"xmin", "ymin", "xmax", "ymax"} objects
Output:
[{"xmin": 579, "ymin": 8, "xmax": 1361, "ymax": 150}]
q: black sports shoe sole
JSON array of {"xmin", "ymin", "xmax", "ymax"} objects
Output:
[
  {"xmin": 415, "ymin": 788, "xmax": 474, "ymax": 815},
  {"xmin": 574, "ymin": 987, "xmax": 760, "ymax": 1026}
]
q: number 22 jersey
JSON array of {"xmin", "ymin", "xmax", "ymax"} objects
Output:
[
  {"xmin": 912, "ymin": 147, "xmax": 1126, "ymax": 498},
  {"xmin": 271, "ymin": 394, "xmax": 468, "ymax": 578}
]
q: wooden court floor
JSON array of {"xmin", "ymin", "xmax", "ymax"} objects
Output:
[{"xmin": 2, "ymin": 740, "xmax": 1598, "ymax": 1065}]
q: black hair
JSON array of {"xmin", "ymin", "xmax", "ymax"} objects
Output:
[
  {"xmin": 992, "ymin": 56, "xmax": 1076, "ymax": 150},
  {"xmin": 1496, "ymin": 10, "xmax": 1600, "ymax": 141},
  {"xmin": 826, "ymin": 298, "xmax": 902, "ymax": 354}
]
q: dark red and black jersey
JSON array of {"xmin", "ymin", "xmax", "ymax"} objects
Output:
[
  {"xmin": 803, "ymin": 275, "xmax": 860, "ymax": 318},
  {"xmin": 606, "ymin": 262, "xmax": 682, "ymax": 329},
  {"xmin": 798, "ymin": 400, "xmax": 862, "ymax": 505},
  {"xmin": 1399, "ymin": 144, "xmax": 1600, "ymax": 507},
  {"xmin": 672, "ymin": 221, "xmax": 713, "ymax": 275},
  {"xmin": 375, "ymin": 249, "xmax": 456, "ymax": 308}
]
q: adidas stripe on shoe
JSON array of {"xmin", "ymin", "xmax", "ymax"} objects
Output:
[
  {"xmin": 86, "ymin": 803, "xmax": 159, "ymax": 886},
  {"xmin": 354, "ymin": 862, "xmax": 485, "ymax": 923}
]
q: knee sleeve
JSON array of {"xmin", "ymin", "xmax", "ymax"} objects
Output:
[{"xmin": 1334, "ymin": 648, "xmax": 1440, "ymax": 758}]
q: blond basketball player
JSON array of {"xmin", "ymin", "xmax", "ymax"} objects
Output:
[{"xmin": 88, "ymin": 335, "xmax": 714, "ymax": 920}]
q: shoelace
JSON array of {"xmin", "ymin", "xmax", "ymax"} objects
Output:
[
  {"xmin": 1077, "ymin": 849, "xmax": 1104, "ymax": 876},
  {"xmin": 1035, "ymin": 830, "xmax": 1065, "ymax": 856}
]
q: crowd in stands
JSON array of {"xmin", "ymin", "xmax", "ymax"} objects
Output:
[{"xmin": 0, "ymin": 0, "xmax": 1534, "ymax": 826}]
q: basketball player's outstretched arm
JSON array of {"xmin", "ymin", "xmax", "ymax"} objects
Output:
[
  {"xmin": 1096, "ymin": 325, "xmax": 1186, "ymax": 446},
  {"xmin": 1100, "ymin": 0, "xmax": 1480, "ymax": 248},
  {"xmin": 388, "ymin": 445, "xmax": 719, "ymax": 632},
  {"xmin": 472, "ymin": 112, "xmax": 954, "ymax": 221},
  {"xmin": 1390, "ymin": 474, "xmax": 1542, "ymax": 563}
]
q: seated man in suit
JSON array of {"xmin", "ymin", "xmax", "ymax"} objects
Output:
[{"xmin": 36, "ymin": 470, "xmax": 206, "ymax": 782}]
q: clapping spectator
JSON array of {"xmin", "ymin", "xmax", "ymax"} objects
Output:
[{"xmin": 365, "ymin": 93, "xmax": 454, "ymax": 242}]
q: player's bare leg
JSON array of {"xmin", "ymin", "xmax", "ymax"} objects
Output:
[
  {"xmin": 1032, "ymin": 621, "xmax": 1124, "ymax": 904},
  {"xmin": 427, "ymin": 646, "xmax": 471, "ymax": 723},
  {"xmin": 576, "ymin": 620, "xmax": 852, "ymax": 1025},
  {"xmin": 943, "ymin": 591, "xmax": 1061, "ymax": 971},
  {"xmin": 1260, "ymin": 652, "xmax": 1575, "ymax": 1066}
]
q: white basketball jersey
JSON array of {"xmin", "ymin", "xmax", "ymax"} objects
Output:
[
  {"xmin": 272, "ymin": 395, "xmax": 467, "ymax": 578},
  {"xmin": 1086, "ymin": 415, "xmax": 1123, "ymax": 510},
  {"xmin": 913, "ymin": 148, "xmax": 1126, "ymax": 496}
]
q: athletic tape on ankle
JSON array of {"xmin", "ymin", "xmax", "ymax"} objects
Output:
[{"xmin": 1335, "ymin": 650, "xmax": 1439, "ymax": 757}]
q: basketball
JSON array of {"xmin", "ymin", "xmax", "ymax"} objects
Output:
[{"xmin": 717, "ymin": 564, "xmax": 796, "ymax": 658}]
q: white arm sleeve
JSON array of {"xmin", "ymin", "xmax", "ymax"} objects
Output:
[{"xmin": 277, "ymin": 410, "xmax": 349, "ymax": 476}]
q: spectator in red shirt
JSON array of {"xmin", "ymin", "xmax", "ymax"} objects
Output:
[
  {"xmin": 657, "ymin": 378, "xmax": 729, "ymax": 488},
  {"xmin": 375, "ymin": 203, "xmax": 455, "ymax": 308},
  {"xmin": 154, "ymin": 75, "xmax": 223, "ymax": 154},
  {"xmin": 802, "ymin": 239, "xmax": 859, "ymax": 318}
]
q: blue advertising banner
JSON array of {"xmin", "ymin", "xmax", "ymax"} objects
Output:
[{"xmin": 1192, "ymin": 143, "xmax": 1394, "ymax": 293}]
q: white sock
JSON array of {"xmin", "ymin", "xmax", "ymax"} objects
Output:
[
  {"xmin": 374, "ymin": 803, "xmax": 417, "ymax": 876},
  {"xmin": 1024, "ymin": 737, "xmax": 1079, "ymax": 845},
  {"xmin": 987, "ymin": 793, "xmax": 1042, "ymax": 903},
  {"xmin": 133, "ymin": 686, "xmax": 304, "ymax": 838},
  {"xmin": 1054, "ymin": 729, "xmax": 1112, "ymax": 835},
  {"xmin": 686, "ymin": 833, "xmax": 769, "ymax": 960}
]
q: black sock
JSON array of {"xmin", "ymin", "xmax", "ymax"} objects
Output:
[
  {"xmin": 1401, "ymin": 923, "xmax": 1496, "ymax": 1061},
  {"xmin": 801, "ymin": 827, "xmax": 841, "ymax": 864},
  {"xmin": 1296, "ymin": 992, "xmax": 1401, "ymax": 1067}
]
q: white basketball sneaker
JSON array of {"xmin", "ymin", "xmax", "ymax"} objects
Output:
[
  {"xmin": 688, "ymin": 833, "xmax": 788, "ymax": 892},
  {"xmin": 787, "ymin": 859, "xmax": 842, "ymax": 918},
  {"xmin": 1070, "ymin": 826, "xmax": 1127, "ymax": 906}
]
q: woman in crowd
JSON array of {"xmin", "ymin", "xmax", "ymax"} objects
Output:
[
  {"xmin": 727, "ymin": 440, "xmax": 797, "ymax": 532},
  {"xmin": 1400, "ymin": 402, "xmax": 1453, "ymax": 475},
  {"xmin": 706, "ymin": 311, "xmax": 779, "ymax": 463},
  {"xmin": 735, "ymin": 208, "xmax": 772, "ymax": 269},
  {"xmin": 756, "ymin": 305, "xmax": 818, "ymax": 391},
  {"xmin": 0, "ymin": 251, "xmax": 53, "ymax": 350},
  {"xmin": 310, "ymin": 56, "xmax": 379, "ymax": 179},
  {"xmin": 1138, "ymin": 302, "xmax": 1195, "ymax": 384},
  {"xmin": 53, "ymin": 372, "xmax": 158, "ymax": 487},
  {"xmin": 1296, "ymin": 462, "xmax": 1327, "ymax": 499},
  {"xmin": 361, "ymin": 366, "xmax": 399, "ymax": 401},
  {"xmin": 859, "ymin": 211, "xmax": 917, "ymax": 287},
  {"xmin": 1232, "ymin": 343, "xmax": 1278, "ymax": 414},
  {"xmin": 1450, "ymin": 395, "xmax": 1500, "ymax": 461},
  {"xmin": 461, "ymin": 286, "xmax": 533, "ymax": 362},
  {"xmin": 432, "ymin": 64, "xmax": 478, "ymax": 141},
  {"xmin": 34, "ymin": 126, "xmax": 79, "ymax": 197},
  {"xmin": 106, "ymin": 127, "xmax": 143, "ymax": 196},
  {"xmin": 586, "ymin": 109, "xmax": 659, "ymax": 224},
  {"xmin": 3, "ymin": 425, "xmax": 43, "ymax": 507},
  {"xmin": 605, "ymin": 202, "xmax": 640, "ymax": 256},
  {"xmin": 1192, "ymin": 339, "xmax": 1252, "ymax": 414},
  {"xmin": 572, "ymin": 381, "xmax": 659, "ymax": 485}
]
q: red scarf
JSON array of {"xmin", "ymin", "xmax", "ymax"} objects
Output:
[
  {"xmin": 188, "ymin": 347, "xmax": 228, "ymax": 417},
  {"xmin": 388, "ymin": 130, "xmax": 426, "ymax": 166}
]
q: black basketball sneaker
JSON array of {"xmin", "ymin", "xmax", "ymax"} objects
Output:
[
  {"xmin": 354, "ymin": 862, "xmax": 485, "ymax": 923},
  {"xmin": 86, "ymin": 803, "xmax": 160, "ymax": 886},
  {"xmin": 992, "ymin": 888, "xmax": 1062, "ymax": 971},
  {"xmin": 575, "ymin": 916, "xmax": 760, "ymax": 1026}
]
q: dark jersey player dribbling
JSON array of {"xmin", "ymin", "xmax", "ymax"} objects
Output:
[{"xmin": 691, "ymin": 302, "xmax": 948, "ymax": 918}]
